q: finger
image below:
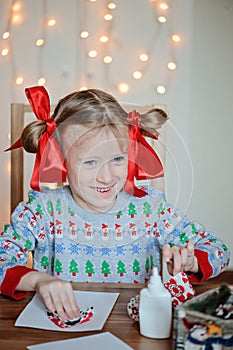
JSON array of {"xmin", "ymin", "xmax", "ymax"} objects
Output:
[
  {"xmin": 162, "ymin": 244, "xmax": 172, "ymax": 262},
  {"xmin": 52, "ymin": 289, "xmax": 79, "ymax": 321},
  {"xmin": 185, "ymin": 242, "xmax": 199, "ymax": 273},
  {"xmin": 63, "ymin": 288, "xmax": 80, "ymax": 320},
  {"xmin": 52, "ymin": 295, "xmax": 68, "ymax": 321},
  {"xmin": 187, "ymin": 241, "xmax": 195, "ymax": 257},
  {"xmin": 42, "ymin": 291, "xmax": 56, "ymax": 314},
  {"xmin": 37, "ymin": 282, "xmax": 68, "ymax": 320},
  {"xmin": 180, "ymin": 246, "xmax": 188, "ymax": 268},
  {"xmin": 185, "ymin": 242, "xmax": 195, "ymax": 267},
  {"xmin": 170, "ymin": 246, "xmax": 182, "ymax": 275}
]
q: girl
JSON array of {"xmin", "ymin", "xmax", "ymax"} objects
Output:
[{"xmin": 0, "ymin": 86, "xmax": 230, "ymax": 322}]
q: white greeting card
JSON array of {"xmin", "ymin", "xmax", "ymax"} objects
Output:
[
  {"xmin": 27, "ymin": 332, "xmax": 133, "ymax": 350},
  {"xmin": 15, "ymin": 291, "xmax": 119, "ymax": 332},
  {"xmin": 26, "ymin": 332, "xmax": 133, "ymax": 350}
]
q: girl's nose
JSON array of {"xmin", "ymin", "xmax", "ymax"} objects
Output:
[{"xmin": 96, "ymin": 162, "xmax": 114, "ymax": 184}]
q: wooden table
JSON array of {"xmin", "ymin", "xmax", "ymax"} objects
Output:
[{"xmin": 0, "ymin": 271, "xmax": 232, "ymax": 350}]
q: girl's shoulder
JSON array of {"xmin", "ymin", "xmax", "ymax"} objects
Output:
[
  {"xmin": 27, "ymin": 185, "xmax": 70, "ymax": 201},
  {"xmin": 13, "ymin": 186, "xmax": 72, "ymax": 213},
  {"xmin": 11, "ymin": 186, "xmax": 72, "ymax": 219}
]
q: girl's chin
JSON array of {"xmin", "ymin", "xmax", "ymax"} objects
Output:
[
  {"xmin": 71, "ymin": 185, "xmax": 124, "ymax": 212},
  {"xmin": 91, "ymin": 195, "xmax": 117, "ymax": 212},
  {"xmin": 73, "ymin": 194, "xmax": 116, "ymax": 213}
]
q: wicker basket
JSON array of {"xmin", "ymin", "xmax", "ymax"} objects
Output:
[{"xmin": 173, "ymin": 285, "xmax": 233, "ymax": 349}]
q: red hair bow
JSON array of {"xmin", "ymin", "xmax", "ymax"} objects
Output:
[
  {"xmin": 124, "ymin": 110, "xmax": 164, "ymax": 197},
  {"xmin": 6, "ymin": 86, "xmax": 67, "ymax": 191}
]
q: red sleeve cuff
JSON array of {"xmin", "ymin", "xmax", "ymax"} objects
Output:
[
  {"xmin": 0, "ymin": 266, "xmax": 36, "ymax": 300},
  {"xmin": 188, "ymin": 249, "xmax": 213, "ymax": 284}
]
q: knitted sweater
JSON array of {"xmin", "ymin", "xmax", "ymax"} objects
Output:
[{"xmin": 0, "ymin": 186, "xmax": 230, "ymax": 298}]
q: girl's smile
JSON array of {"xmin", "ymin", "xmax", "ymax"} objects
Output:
[
  {"xmin": 62, "ymin": 125, "xmax": 128, "ymax": 213},
  {"xmin": 91, "ymin": 185, "xmax": 115, "ymax": 193}
]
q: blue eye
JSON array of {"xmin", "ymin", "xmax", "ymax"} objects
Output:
[
  {"xmin": 112, "ymin": 156, "xmax": 124, "ymax": 163},
  {"xmin": 83, "ymin": 160, "xmax": 96, "ymax": 166}
]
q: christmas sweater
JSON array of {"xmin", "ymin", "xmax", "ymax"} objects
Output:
[{"xmin": 0, "ymin": 186, "xmax": 230, "ymax": 297}]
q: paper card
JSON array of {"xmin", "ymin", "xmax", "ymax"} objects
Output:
[
  {"xmin": 26, "ymin": 332, "xmax": 133, "ymax": 350},
  {"xmin": 15, "ymin": 291, "xmax": 119, "ymax": 332}
]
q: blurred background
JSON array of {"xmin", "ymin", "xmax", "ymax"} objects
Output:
[{"xmin": 0, "ymin": 0, "xmax": 232, "ymax": 268}]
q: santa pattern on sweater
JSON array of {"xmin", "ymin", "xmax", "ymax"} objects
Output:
[{"xmin": 0, "ymin": 186, "xmax": 230, "ymax": 286}]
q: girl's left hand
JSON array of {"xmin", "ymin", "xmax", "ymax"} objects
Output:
[{"xmin": 162, "ymin": 241, "xmax": 199, "ymax": 275}]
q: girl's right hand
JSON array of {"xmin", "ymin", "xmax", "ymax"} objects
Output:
[{"xmin": 18, "ymin": 271, "xmax": 80, "ymax": 321}]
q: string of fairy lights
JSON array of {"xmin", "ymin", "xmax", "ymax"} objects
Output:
[{"xmin": 0, "ymin": 0, "xmax": 182, "ymax": 95}]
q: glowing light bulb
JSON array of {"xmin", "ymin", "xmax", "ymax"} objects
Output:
[
  {"xmin": 156, "ymin": 85, "xmax": 166, "ymax": 94},
  {"xmin": 11, "ymin": 14, "xmax": 23, "ymax": 23},
  {"xmin": 103, "ymin": 55, "xmax": 112, "ymax": 63},
  {"xmin": 16, "ymin": 76, "xmax": 24, "ymax": 85},
  {"xmin": 48, "ymin": 19, "xmax": 56, "ymax": 27},
  {"xmin": 158, "ymin": 16, "xmax": 167, "ymax": 23},
  {"xmin": 107, "ymin": 2, "xmax": 117, "ymax": 10},
  {"xmin": 139, "ymin": 53, "xmax": 149, "ymax": 62},
  {"xmin": 79, "ymin": 86, "xmax": 88, "ymax": 91},
  {"xmin": 37, "ymin": 77, "xmax": 46, "ymax": 86},
  {"xmin": 118, "ymin": 83, "xmax": 129, "ymax": 93},
  {"xmin": 133, "ymin": 71, "xmax": 142, "ymax": 79},
  {"xmin": 100, "ymin": 35, "xmax": 109, "ymax": 43},
  {"xmin": 159, "ymin": 2, "xmax": 169, "ymax": 10},
  {"xmin": 171, "ymin": 34, "xmax": 181, "ymax": 43},
  {"xmin": 2, "ymin": 31, "xmax": 10, "ymax": 39},
  {"xmin": 80, "ymin": 31, "xmax": 89, "ymax": 39},
  {"xmin": 1, "ymin": 48, "xmax": 9, "ymax": 56},
  {"xmin": 36, "ymin": 38, "xmax": 44, "ymax": 46},
  {"xmin": 89, "ymin": 0, "xmax": 96, "ymax": 2},
  {"xmin": 104, "ymin": 13, "xmax": 113, "ymax": 21},
  {"xmin": 88, "ymin": 50, "xmax": 97, "ymax": 58},
  {"xmin": 168, "ymin": 61, "xmax": 176, "ymax": 70},
  {"xmin": 12, "ymin": 1, "xmax": 21, "ymax": 11}
]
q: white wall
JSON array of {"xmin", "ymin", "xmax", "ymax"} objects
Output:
[
  {"xmin": 188, "ymin": 0, "xmax": 233, "ymax": 267},
  {"xmin": 0, "ymin": 0, "xmax": 232, "ymax": 268}
]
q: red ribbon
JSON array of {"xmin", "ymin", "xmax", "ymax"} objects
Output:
[
  {"xmin": 124, "ymin": 110, "xmax": 164, "ymax": 197},
  {"xmin": 6, "ymin": 86, "xmax": 67, "ymax": 191},
  {"xmin": 6, "ymin": 88, "xmax": 163, "ymax": 198}
]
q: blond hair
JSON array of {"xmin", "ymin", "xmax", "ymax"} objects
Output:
[{"xmin": 21, "ymin": 89, "xmax": 168, "ymax": 153}]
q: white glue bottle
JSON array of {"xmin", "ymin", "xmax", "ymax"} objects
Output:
[{"xmin": 139, "ymin": 267, "xmax": 172, "ymax": 339}]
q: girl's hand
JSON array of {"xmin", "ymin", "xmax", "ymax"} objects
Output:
[
  {"xmin": 162, "ymin": 241, "xmax": 199, "ymax": 275},
  {"xmin": 18, "ymin": 271, "xmax": 80, "ymax": 321}
]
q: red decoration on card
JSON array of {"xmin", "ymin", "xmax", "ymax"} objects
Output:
[{"xmin": 47, "ymin": 306, "xmax": 94, "ymax": 328}]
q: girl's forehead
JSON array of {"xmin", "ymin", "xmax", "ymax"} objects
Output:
[
  {"xmin": 61, "ymin": 124, "xmax": 128, "ymax": 153},
  {"xmin": 61, "ymin": 124, "xmax": 90, "ymax": 144}
]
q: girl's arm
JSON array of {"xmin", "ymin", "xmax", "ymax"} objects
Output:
[
  {"xmin": 0, "ymin": 199, "xmax": 38, "ymax": 291},
  {"xmin": 16, "ymin": 270, "xmax": 80, "ymax": 321},
  {"xmin": 156, "ymin": 196, "xmax": 230, "ymax": 282},
  {"xmin": 0, "ymin": 193, "xmax": 80, "ymax": 321},
  {"xmin": 0, "ymin": 266, "xmax": 35, "ymax": 299}
]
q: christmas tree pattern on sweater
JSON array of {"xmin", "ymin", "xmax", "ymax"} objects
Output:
[{"xmin": 0, "ymin": 186, "xmax": 230, "ymax": 286}]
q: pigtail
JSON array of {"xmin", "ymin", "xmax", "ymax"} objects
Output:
[
  {"xmin": 21, "ymin": 120, "xmax": 47, "ymax": 153},
  {"xmin": 140, "ymin": 108, "xmax": 168, "ymax": 139}
]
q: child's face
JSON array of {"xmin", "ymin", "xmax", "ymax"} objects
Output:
[{"xmin": 62, "ymin": 125, "xmax": 128, "ymax": 213}]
